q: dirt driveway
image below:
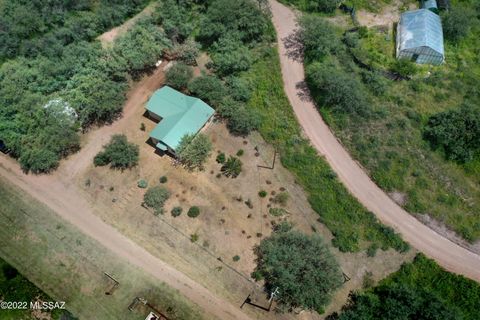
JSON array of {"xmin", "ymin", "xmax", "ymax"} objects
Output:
[{"xmin": 268, "ymin": 0, "xmax": 480, "ymax": 282}]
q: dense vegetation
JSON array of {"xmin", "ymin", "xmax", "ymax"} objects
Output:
[
  {"xmin": 0, "ymin": 258, "xmax": 76, "ymax": 319},
  {"xmin": 299, "ymin": 1, "xmax": 480, "ymax": 241},
  {"xmin": 253, "ymin": 227, "xmax": 343, "ymax": 312},
  {"xmin": 330, "ymin": 254, "xmax": 480, "ymax": 320},
  {"xmin": 94, "ymin": 134, "xmax": 139, "ymax": 169},
  {"xmin": 0, "ymin": 0, "xmax": 169, "ymax": 173}
]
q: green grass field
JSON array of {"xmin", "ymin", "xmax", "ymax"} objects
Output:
[
  {"xmin": 0, "ymin": 177, "xmax": 205, "ymax": 320},
  {"xmin": 241, "ymin": 46, "xmax": 408, "ymax": 253}
]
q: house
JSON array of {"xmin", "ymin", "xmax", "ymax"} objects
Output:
[
  {"xmin": 396, "ymin": 9, "xmax": 445, "ymax": 65},
  {"xmin": 146, "ymin": 86, "xmax": 215, "ymax": 155}
]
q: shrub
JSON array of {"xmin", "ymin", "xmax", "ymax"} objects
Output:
[
  {"xmin": 232, "ymin": 255, "xmax": 240, "ymax": 262},
  {"xmin": 226, "ymin": 76, "xmax": 251, "ymax": 102},
  {"xmin": 253, "ymin": 230, "xmax": 343, "ymax": 311},
  {"xmin": 236, "ymin": 149, "xmax": 244, "ymax": 156},
  {"xmin": 306, "ymin": 62, "xmax": 370, "ymax": 116},
  {"xmin": 367, "ymin": 243, "xmax": 378, "ymax": 257},
  {"xmin": 390, "ymin": 59, "xmax": 417, "ymax": 78},
  {"xmin": 144, "ymin": 186, "xmax": 170, "ymax": 213},
  {"xmin": 216, "ymin": 152, "xmax": 226, "ymax": 164},
  {"xmin": 442, "ymin": 6, "xmax": 476, "ymax": 43},
  {"xmin": 140, "ymin": 122, "xmax": 146, "ymax": 131},
  {"xmin": 187, "ymin": 206, "xmax": 200, "ymax": 218},
  {"xmin": 226, "ymin": 106, "xmax": 260, "ymax": 136},
  {"xmin": 171, "ymin": 206, "xmax": 183, "ymax": 217},
  {"xmin": 273, "ymin": 192, "xmax": 289, "ymax": 206},
  {"xmin": 19, "ymin": 149, "xmax": 59, "ymax": 174},
  {"xmin": 258, "ymin": 190, "xmax": 267, "ymax": 198},
  {"xmin": 159, "ymin": 176, "xmax": 168, "ymax": 183},
  {"xmin": 307, "ymin": 0, "xmax": 341, "ymax": 13},
  {"xmin": 137, "ymin": 179, "xmax": 148, "ymax": 188},
  {"xmin": 298, "ymin": 15, "xmax": 341, "ymax": 62},
  {"xmin": 269, "ymin": 207, "xmax": 287, "ymax": 217},
  {"xmin": 221, "ymin": 156, "xmax": 242, "ymax": 178},
  {"xmin": 177, "ymin": 133, "xmax": 212, "ymax": 169},
  {"xmin": 424, "ymin": 104, "xmax": 480, "ymax": 163},
  {"xmin": 165, "ymin": 62, "xmax": 193, "ymax": 91},
  {"xmin": 190, "ymin": 233, "xmax": 199, "ymax": 242},
  {"xmin": 93, "ymin": 134, "xmax": 139, "ymax": 169},
  {"xmin": 210, "ymin": 34, "xmax": 252, "ymax": 77}
]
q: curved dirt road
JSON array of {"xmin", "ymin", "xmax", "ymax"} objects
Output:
[{"xmin": 269, "ymin": 0, "xmax": 480, "ymax": 282}]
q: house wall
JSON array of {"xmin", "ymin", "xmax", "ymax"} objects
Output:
[{"xmin": 148, "ymin": 111, "xmax": 162, "ymax": 122}]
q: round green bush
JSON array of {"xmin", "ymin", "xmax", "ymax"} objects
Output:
[
  {"xmin": 144, "ymin": 186, "xmax": 170, "ymax": 212},
  {"xmin": 171, "ymin": 206, "xmax": 183, "ymax": 217},
  {"xmin": 137, "ymin": 179, "xmax": 148, "ymax": 188},
  {"xmin": 236, "ymin": 149, "xmax": 244, "ymax": 156},
  {"xmin": 233, "ymin": 255, "xmax": 240, "ymax": 262},
  {"xmin": 216, "ymin": 152, "xmax": 226, "ymax": 164},
  {"xmin": 187, "ymin": 206, "xmax": 200, "ymax": 218},
  {"xmin": 159, "ymin": 176, "xmax": 168, "ymax": 183},
  {"xmin": 258, "ymin": 190, "xmax": 267, "ymax": 198}
]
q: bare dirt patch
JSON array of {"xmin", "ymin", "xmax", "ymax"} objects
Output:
[
  {"xmin": 356, "ymin": 0, "xmax": 417, "ymax": 28},
  {"xmin": 97, "ymin": 2, "xmax": 158, "ymax": 47}
]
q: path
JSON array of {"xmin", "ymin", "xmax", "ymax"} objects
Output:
[
  {"xmin": 0, "ymin": 67, "xmax": 252, "ymax": 320},
  {"xmin": 268, "ymin": 0, "xmax": 480, "ymax": 282}
]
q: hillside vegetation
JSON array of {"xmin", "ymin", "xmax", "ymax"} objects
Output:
[
  {"xmin": 330, "ymin": 254, "xmax": 480, "ymax": 320},
  {"xmin": 299, "ymin": 1, "xmax": 480, "ymax": 242}
]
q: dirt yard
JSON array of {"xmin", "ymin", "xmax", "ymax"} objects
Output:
[
  {"xmin": 356, "ymin": 0, "xmax": 417, "ymax": 28},
  {"xmin": 75, "ymin": 93, "xmax": 414, "ymax": 318}
]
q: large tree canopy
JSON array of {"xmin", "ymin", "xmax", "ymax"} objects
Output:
[
  {"xmin": 253, "ymin": 229, "xmax": 343, "ymax": 312},
  {"xmin": 423, "ymin": 104, "xmax": 480, "ymax": 163}
]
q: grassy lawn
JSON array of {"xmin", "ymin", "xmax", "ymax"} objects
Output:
[
  {"xmin": 0, "ymin": 177, "xmax": 205, "ymax": 320},
  {"xmin": 241, "ymin": 46, "xmax": 408, "ymax": 253},
  {"xmin": 314, "ymin": 4, "xmax": 480, "ymax": 242}
]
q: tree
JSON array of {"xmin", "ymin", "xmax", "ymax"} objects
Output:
[
  {"xmin": 187, "ymin": 206, "xmax": 200, "ymax": 218},
  {"xmin": 65, "ymin": 70, "xmax": 127, "ymax": 127},
  {"xmin": 226, "ymin": 106, "xmax": 260, "ymax": 136},
  {"xmin": 211, "ymin": 34, "xmax": 252, "ymax": 76},
  {"xmin": 221, "ymin": 156, "xmax": 242, "ymax": 177},
  {"xmin": 93, "ymin": 134, "xmax": 139, "ymax": 169},
  {"xmin": 298, "ymin": 15, "xmax": 341, "ymax": 62},
  {"xmin": 165, "ymin": 63, "xmax": 193, "ymax": 91},
  {"xmin": 155, "ymin": 0, "xmax": 194, "ymax": 43},
  {"xmin": 423, "ymin": 104, "xmax": 480, "ymax": 163},
  {"xmin": 19, "ymin": 149, "xmax": 59, "ymax": 174},
  {"xmin": 176, "ymin": 133, "xmax": 212, "ymax": 169},
  {"xmin": 198, "ymin": 0, "xmax": 269, "ymax": 45},
  {"xmin": 306, "ymin": 62, "xmax": 370, "ymax": 116},
  {"xmin": 226, "ymin": 76, "xmax": 251, "ymax": 102},
  {"xmin": 188, "ymin": 75, "xmax": 227, "ymax": 107},
  {"xmin": 253, "ymin": 230, "xmax": 343, "ymax": 312},
  {"xmin": 113, "ymin": 20, "xmax": 170, "ymax": 76},
  {"xmin": 144, "ymin": 186, "xmax": 170, "ymax": 214},
  {"xmin": 442, "ymin": 6, "xmax": 476, "ymax": 43}
]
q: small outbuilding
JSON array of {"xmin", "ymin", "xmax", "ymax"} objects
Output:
[
  {"xmin": 421, "ymin": 0, "xmax": 438, "ymax": 14},
  {"xmin": 146, "ymin": 86, "xmax": 215, "ymax": 155},
  {"xmin": 396, "ymin": 9, "xmax": 445, "ymax": 65}
]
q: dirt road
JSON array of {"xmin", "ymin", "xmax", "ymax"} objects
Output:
[
  {"xmin": 0, "ymin": 67, "xmax": 251, "ymax": 320},
  {"xmin": 269, "ymin": 0, "xmax": 480, "ymax": 282}
]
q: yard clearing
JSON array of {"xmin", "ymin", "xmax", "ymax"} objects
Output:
[{"xmin": 0, "ymin": 60, "xmax": 411, "ymax": 318}]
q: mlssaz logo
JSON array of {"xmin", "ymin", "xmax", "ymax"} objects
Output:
[{"xmin": 30, "ymin": 301, "xmax": 66, "ymax": 310}]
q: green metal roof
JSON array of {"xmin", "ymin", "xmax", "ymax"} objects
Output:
[{"xmin": 147, "ymin": 86, "xmax": 215, "ymax": 151}]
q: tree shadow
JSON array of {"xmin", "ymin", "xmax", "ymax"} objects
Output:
[
  {"xmin": 282, "ymin": 29, "xmax": 304, "ymax": 62},
  {"xmin": 295, "ymin": 80, "xmax": 313, "ymax": 103}
]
